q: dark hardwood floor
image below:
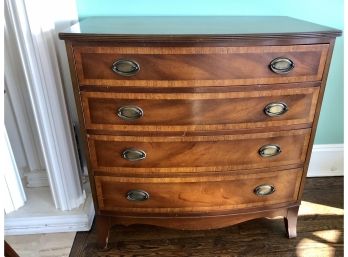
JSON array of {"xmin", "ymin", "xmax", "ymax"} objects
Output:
[{"xmin": 70, "ymin": 177, "xmax": 343, "ymax": 257}]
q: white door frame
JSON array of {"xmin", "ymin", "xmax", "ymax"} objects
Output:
[
  {"xmin": 2, "ymin": 127, "xmax": 27, "ymax": 214},
  {"xmin": 5, "ymin": 0, "xmax": 85, "ymax": 211}
]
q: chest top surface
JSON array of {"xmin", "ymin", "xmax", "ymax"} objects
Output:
[{"xmin": 59, "ymin": 16, "xmax": 341, "ymax": 41}]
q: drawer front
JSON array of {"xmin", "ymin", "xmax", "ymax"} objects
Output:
[
  {"xmin": 95, "ymin": 168, "xmax": 302, "ymax": 214},
  {"xmin": 82, "ymin": 87, "xmax": 319, "ymax": 132},
  {"xmin": 74, "ymin": 44, "xmax": 328, "ymax": 87},
  {"xmin": 88, "ymin": 129, "xmax": 311, "ymax": 173}
]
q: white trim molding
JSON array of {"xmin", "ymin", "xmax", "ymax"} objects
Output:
[
  {"xmin": 5, "ymin": 0, "xmax": 84, "ymax": 210},
  {"xmin": 307, "ymin": 144, "xmax": 344, "ymax": 177},
  {"xmin": 5, "ymin": 187, "xmax": 94, "ymax": 235},
  {"xmin": 3, "ymin": 128, "xmax": 27, "ymax": 214},
  {"xmin": 4, "ymin": 13, "xmax": 46, "ymax": 179}
]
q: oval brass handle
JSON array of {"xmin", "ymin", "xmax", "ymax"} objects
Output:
[
  {"xmin": 112, "ymin": 59, "xmax": 140, "ymax": 76},
  {"xmin": 264, "ymin": 102, "xmax": 288, "ymax": 117},
  {"xmin": 254, "ymin": 184, "xmax": 275, "ymax": 196},
  {"xmin": 259, "ymin": 144, "xmax": 281, "ymax": 157},
  {"xmin": 270, "ymin": 57, "xmax": 294, "ymax": 74},
  {"xmin": 117, "ymin": 106, "xmax": 143, "ymax": 121},
  {"xmin": 126, "ymin": 190, "xmax": 150, "ymax": 201},
  {"xmin": 122, "ymin": 148, "xmax": 146, "ymax": 161}
]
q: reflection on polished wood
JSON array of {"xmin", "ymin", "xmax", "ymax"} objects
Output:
[
  {"xmin": 94, "ymin": 169, "xmax": 302, "ymax": 214},
  {"xmin": 81, "ymin": 87, "xmax": 319, "ymax": 132},
  {"xmin": 88, "ymin": 129, "xmax": 310, "ymax": 173},
  {"xmin": 74, "ymin": 44, "xmax": 328, "ymax": 87},
  {"xmin": 69, "ymin": 177, "xmax": 343, "ymax": 257}
]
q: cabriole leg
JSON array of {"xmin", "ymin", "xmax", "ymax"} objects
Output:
[
  {"xmin": 284, "ymin": 206, "xmax": 300, "ymax": 238},
  {"xmin": 96, "ymin": 215, "xmax": 111, "ymax": 249}
]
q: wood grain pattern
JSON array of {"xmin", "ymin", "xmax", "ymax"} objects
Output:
[
  {"xmin": 87, "ymin": 129, "xmax": 311, "ymax": 173},
  {"xmin": 94, "ymin": 168, "xmax": 302, "ymax": 214},
  {"xmin": 69, "ymin": 177, "xmax": 343, "ymax": 257},
  {"xmin": 78, "ymin": 81, "xmax": 322, "ymax": 94},
  {"xmin": 297, "ymin": 39, "xmax": 337, "ymax": 201},
  {"xmin": 60, "ymin": 17, "xmax": 341, "ymax": 251},
  {"xmin": 106, "ymin": 208, "xmax": 290, "ymax": 230},
  {"xmin": 81, "ymin": 87, "xmax": 319, "ymax": 132},
  {"xmin": 74, "ymin": 44, "xmax": 328, "ymax": 87}
]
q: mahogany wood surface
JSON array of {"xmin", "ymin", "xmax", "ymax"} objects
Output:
[
  {"xmin": 95, "ymin": 207, "xmax": 290, "ymax": 249},
  {"xmin": 69, "ymin": 177, "xmax": 343, "ymax": 256},
  {"xmin": 284, "ymin": 205, "xmax": 300, "ymax": 238},
  {"xmin": 82, "ymin": 87, "xmax": 319, "ymax": 132},
  {"xmin": 79, "ymin": 81, "xmax": 322, "ymax": 93},
  {"xmin": 107, "ymin": 207, "xmax": 291, "ymax": 230},
  {"xmin": 74, "ymin": 44, "xmax": 328, "ymax": 87},
  {"xmin": 96, "ymin": 216, "xmax": 111, "ymax": 250},
  {"xmin": 59, "ymin": 16, "xmax": 342, "ymax": 41},
  {"xmin": 88, "ymin": 129, "xmax": 310, "ymax": 173},
  {"xmin": 60, "ymin": 16, "xmax": 341, "ymax": 250},
  {"xmin": 297, "ymin": 39, "xmax": 337, "ymax": 199},
  {"xmin": 94, "ymin": 168, "xmax": 302, "ymax": 214}
]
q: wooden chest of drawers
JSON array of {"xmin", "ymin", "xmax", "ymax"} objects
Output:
[{"xmin": 59, "ymin": 16, "xmax": 341, "ymax": 248}]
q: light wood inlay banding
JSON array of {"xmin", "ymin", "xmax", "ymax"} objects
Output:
[
  {"xmin": 94, "ymin": 168, "xmax": 303, "ymax": 213},
  {"xmin": 81, "ymin": 87, "xmax": 319, "ymax": 132},
  {"xmin": 74, "ymin": 44, "xmax": 329, "ymax": 87},
  {"xmin": 87, "ymin": 129, "xmax": 311, "ymax": 174}
]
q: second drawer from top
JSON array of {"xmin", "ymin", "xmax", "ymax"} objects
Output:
[{"xmin": 81, "ymin": 86, "xmax": 319, "ymax": 132}]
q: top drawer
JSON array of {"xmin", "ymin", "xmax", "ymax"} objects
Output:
[{"xmin": 73, "ymin": 44, "xmax": 329, "ymax": 88}]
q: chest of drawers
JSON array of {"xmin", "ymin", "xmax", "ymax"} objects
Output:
[{"xmin": 59, "ymin": 16, "xmax": 341, "ymax": 249}]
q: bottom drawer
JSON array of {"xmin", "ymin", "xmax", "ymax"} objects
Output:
[{"xmin": 95, "ymin": 168, "xmax": 302, "ymax": 215}]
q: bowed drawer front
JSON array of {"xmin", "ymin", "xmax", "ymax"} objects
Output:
[
  {"xmin": 74, "ymin": 44, "xmax": 328, "ymax": 87},
  {"xmin": 95, "ymin": 168, "xmax": 302, "ymax": 214},
  {"xmin": 81, "ymin": 86, "xmax": 319, "ymax": 132},
  {"xmin": 88, "ymin": 129, "xmax": 311, "ymax": 174},
  {"xmin": 59, "ymin": 16, "xmax": 341, "ymax": 248}
]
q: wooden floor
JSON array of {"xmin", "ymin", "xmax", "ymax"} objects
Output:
[{"xmin": 70, "ymin": 177, "xmax": 343, "ymax": 257}]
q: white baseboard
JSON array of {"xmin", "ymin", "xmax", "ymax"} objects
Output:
[
  {"xmin": 307, "ymin": 144, "xmax": 344, "ymax": 177},
  {"xmin": 4, "ymin": 187, "xmax": 95, "ymax": 235}
]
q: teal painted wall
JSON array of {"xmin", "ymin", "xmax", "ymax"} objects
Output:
[{"xmin": 76, "ymin": 0, "xmax": 343, "ymax": 144}]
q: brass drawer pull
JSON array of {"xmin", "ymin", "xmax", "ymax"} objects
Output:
[
  {"xmin": 112, "ymin": 59, "xmax": 140, "ymax": 76},
  {"xmin": 254, "ymin": 184, "xmax": 275, "ymax": 196},
  {"xmin": 264, "ymin": 102, "xmax": 288, "ymax": 117},
  {"xmin": 117, "ymin": 106, "xmax": 143, "ymax": 121},
  {"xmin": 126, "ymin": 190, "xmax": 150, "ymax": 201},
  {"xmin": 122, "ymin": 148, "xmax": 146, "ymax": 161},
  {"xmin": 259, "ymin": 144, "xmax": 281, "ymax": 157},
  {"xmin": 270, "ymin": 57, "xmax": 294, "ymax": 74}
]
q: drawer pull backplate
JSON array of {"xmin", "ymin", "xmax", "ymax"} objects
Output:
[
  {"xmin": 112, "ymin": 59, "xmax": 140, "ymax": 76},
  {"xmin": 270, "ymin": 57, "xmax": 294, "ymax": 74},
  {"xmin": 117, "ymin": 106, "xmax": 143, "ymax": 121},
  {"xmin": 264, "ymin": 102, "xmax": 288, "ymax": 117},
  {"xmin": 126, "ymin": 190, "xmax": 150, "ymax": 201},
  {"xmin": 254, "ymin": 184, "xmax": 275, "ymax": 196},
  {"xmin": 122, "ymin": 148, "xmax": 146, "ymax": 161},
  {"xmin": 259, "ymin": 144, "xmax": 281, "ymax": 157}
]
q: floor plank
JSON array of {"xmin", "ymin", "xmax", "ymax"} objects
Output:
[
  {"xmin": 5, "ymin": 232, "xmax": 76, "ymax": 257},
  {"xmin": 70, "ymin": 177, "xmax": 344, "ymax": 257}
]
